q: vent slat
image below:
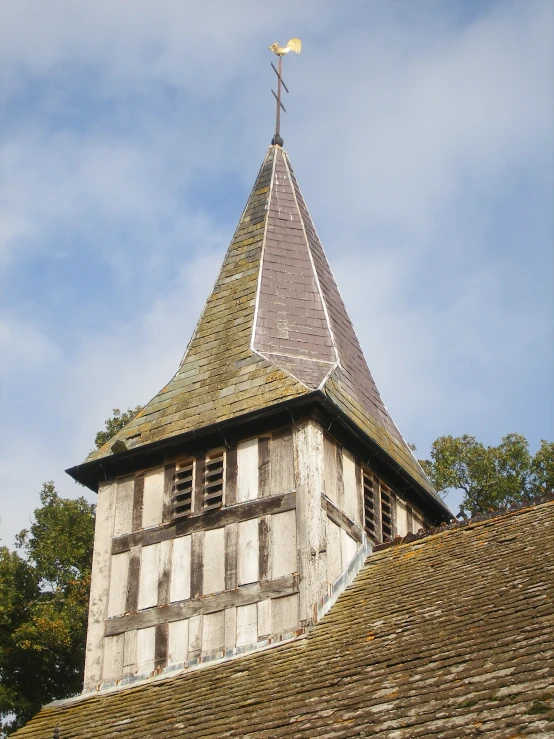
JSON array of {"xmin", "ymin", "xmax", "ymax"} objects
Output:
[{"xmin": 203, "ymin": 453, "xmax": 224, "ymax": 511}]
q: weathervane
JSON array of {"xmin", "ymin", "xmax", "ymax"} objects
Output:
[{"xmin": 269, "ymin": 38, "xmax": 302, "ymax": 146}]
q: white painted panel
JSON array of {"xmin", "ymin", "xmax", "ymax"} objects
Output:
[
  {"xmin": 237, "ymin": 438, "xmax": 258, "ymax": 502},
  {"xmin": 326, "ymin": 518, "xmax": 342, "ymax": 585},
  {"xmin": 142, "ymin": 468, "xmax": 165, "ymax": 529},
  {"xmin": 342, "ymin": 450, "xmax": 358, "ymax": 523},
  {"xmin": 225, "ymin": 607, "xmax": 237, "ymax": 651},
  {"xmin": 271, "ymin": 594, "xmax": 299, "ymax": 634},
  {"xmin": 103, "ymin": 633, "xmax": 124, "ymax": 683},
  {"xmin": 136, "ymin": 626, "xmax": 156, "ymax": 674},
  {"xmin": 170, "ymin": 535, "xmax": 191, "ymax": 602},
  {"xmin": 413, "ymin": 512, "xmax": 425, "ymax": 532},
  {"xmin": 188, "ymin": 615, "xmax": 202, "ymax": 654},
  {"xmin": 202, "ymin": 611, "xmax": 225, "ymax": 653},
  {"xmin": 113, "ymin": 477, "xmax": 134, "ymax": 537},
  {"xmin": 123, "ymin": 630, "xmax": 136, "ymax": 677},
  {"xmin": 257, "ymin": 599, "xmax": 271, "ymax": 638},
  {"xmin": 203, "ymin": 528, "xmax": 225, "ymax": 595},
  {"xmin": 168, "ymin": 619, "xmax": 189, "ymax": 665},
  {"xmin": 340, "ymin": 528, "xmax": 358, "ymax": 570},
  {"xmin": 236, "ymin": 603, "xmax": 257, "ymax": 646},
  {"xmin": 323, "ymin": 436, "xmax": 337, "ymax": 504},
  {"xmin": 107, "ymin": 551, "xmax": 129, "ymax": 617},
  {"xmin": 138, "ymin": 543, "xmax": 160, "ymax": 610},
  {"xmin": 238, "ymin": 518, "xmax": 259, "ymax": 585},
  {"xmin": 270, "ymin": 510, "xmax": 297, "ymax": 579},
  {"xmin": 396, "ymin": 498, "xmax": 408, "ymax": 537}
]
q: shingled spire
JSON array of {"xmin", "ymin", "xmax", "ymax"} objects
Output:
[{"xmin": 73, "ymin": 144, "xmax": 438, "ymax": 502}]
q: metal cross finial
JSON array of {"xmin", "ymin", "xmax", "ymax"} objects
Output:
[{"xmin": 268, "ymin": 38, "xmax": 301, "ymax": 146}]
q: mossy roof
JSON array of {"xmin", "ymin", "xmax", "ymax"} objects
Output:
[{"xmin": 15, "ymin": 500, "xmax": 554, "ymax": 738}]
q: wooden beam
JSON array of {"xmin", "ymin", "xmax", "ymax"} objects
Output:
[{"xmin": 322, "ymin": 496, "xmax": 363, "ymax": 544}]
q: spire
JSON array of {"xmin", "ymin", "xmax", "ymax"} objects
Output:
[{"xmin": 77, "ymin": 144, "xmax": 436, "ymax": 501}]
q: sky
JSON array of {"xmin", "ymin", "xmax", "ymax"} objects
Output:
[{"xmin": 1, "ymin": 0, "xmax": 553, "ymax": 546}]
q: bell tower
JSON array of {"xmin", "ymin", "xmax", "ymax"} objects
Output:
[{"xmin": 68, "ymin": 143, "xmax": 451, "ymax": 692}]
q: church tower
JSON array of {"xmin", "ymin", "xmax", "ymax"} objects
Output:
[{"xmin": 68, "ymin": 142, "xmax": 451, "ymax": 691}]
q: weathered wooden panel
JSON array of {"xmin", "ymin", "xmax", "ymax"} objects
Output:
[
  {"xmin": 238, "ymin": 518, "xmax": 259, "ymax": 585},
  {"xmin": 102, "ymin": 633, "xmax": 124, "ymax": 683},
  {"xmin": 323, "ymin": 435, "xmax": 337, "ymax": 504},
  {"xmin": 271, "ymin": 593, "xmax": 299, "ymax": 634},
  {"xmin": 170, "ymin": 535, "xmax": 191, "ymax": 603},
  {"xmin": 131, "ymin": 476, "xmax": 144, "ymax": 533},
  {"xmin": 271, "ymin": 427, "xmax": 295, "ymax": 495},
  {"xmin": 224, "ymin": 524, "xmax": 238, "ymax": 591},
  {"xmin": 190, "ymin": 531, "xmax": 204, "ymax": 599},
  {"xmin": 168, "ymin": 619, "xmax": 188, "ymax": 665},
  {"xmin": 326, "ymin": 518, "xmax": 342, "ymax": 585},
  {"xmin": 122, "ymin": 629, "xmax": 136, "ymax": 677},
  {"xmin": 342, "ymin": 450, "xmax": 358, "ymax": 524},
  {"xmin": 112, "ymin": 492, "xmax": 296, "ymax": 554},
  {"xmin": 142, "ymin": 468, "xmax": 165, "ymax": 529},
  {"xmin": 107, "ymin": 551, "xmax": 130, "ymax": 618},
  {"xmin": 340, "ymin": 528, "xmax": 358, "ymax": 570},
  {"xmin": 356, "ymin": 461, "xmax": 364, "ymax": 529},
  {"xmin": 336, "ymin": 445, "xmax": 345, "ymax": 511},
  {"xmin": 322, "ymin": 497, "xmax": 363, "ymax": 543},
  {"xmin": 188, "ymin": 615, "xmax": 202, "ymax": 658},
  {"xmin": 225, "ymin": 446, "xmax": 237, "ymax": 506},
  {"xmin": 113, "ymin": 477, "xmax": 134, "ymax": 537},
  {"xmin": 84, "ymin": 480, "xmax": 116, "ymax": 689},
  {"xmin": 396, "ymin": 498, "xmax": 409, "ymax": 537},
  {"xmin": 257, "ymin": 599, "xmax": 271, "ymax": 639},
  {"xmin": 270, "ymin": 510, "xmax": 297, "ymax": 579},
  {"xmin": 158, "ymin": 540, "xmax": 172, "ymax": 606},
  {"xmin": 224, "ymin": 607, "xmax": 237, "ymax": 651},
  {"xmin": 162, "ymin": 464, "xmax": 176, "ymax": 524},
  {"xmin": 258, "ymin": 516, "xmax": 270, "ymax": 581},
  {"xmin": 203, "ymin": 527, "xmax": 225, "ymax": 595},
  {"xmin": 105, "ymin": 575, "xmax": 298, "ymax": 635},
  {"xmin": 136, "ymin": 626, "xmax": 156, "ymax": 674},
  {"xmin": 258, "ymin": 437, "xmax": 271, "ymax": 497},
  {"xmin": 138, "ymin": 543, "xmax": 160, "ymax": 610},
  {"xmin": 406, "ymin": 504, "xmax": 414, "ymax": 534},
  {"xmin": 202, "ymin": 610, "xmax": 225, "ymax": 653},
  {"xmin": 237, "ymin": 438, "xmax": 258, "ymax": 502},
  {"xmin": 193, "ymin": 455, "xmax": 205, "ymax": 515},
  {"xmin": 236, "ymin": 603, "xmax": 257, "ymax": 646},
  {"xmin": 154, "ymin": 622, "xmax": 168, "ymax": 670},
  {"xmin": 125, "ymin": 545, "xmax": 141, "ymax": 613}
]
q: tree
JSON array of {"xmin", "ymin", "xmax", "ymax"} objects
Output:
[
  {"xmin": 94, "ymin": 406, "xmax": 142, "ymax": 450},
  {"xmin": 420, "ymin": 435, "xmax": 554, "ymax": 515},
  {"xmin": 0, "ymin": 485, "xmax": 95, "ymax": 735}
]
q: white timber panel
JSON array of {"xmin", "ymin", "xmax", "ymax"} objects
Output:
[
  {"xmin": 113, "ymin": 477, "xmax": 134, "ymax": 537},
  {"xmin": 203, "ymin": 527, "xmax": 225, "ymax": 595},
  {"xmin": 84, "ymin": 481, "xmax": 116, "ymax": 689},
  {"xmin": 138, "ymin": 543, "xmax": 160, "ymax": 610},
  {"xmin": 225, "ymin": 607, "xmax": 237, "ymax": 651},
  {"xmin": 142, "ymin": 467, "xmax": 165, "ymax": 529},
  {"xmin": 340, "ymin": 528, "xmax": 358, "ymax": 570},
  {"xmin": 396, "ymin": 498, "xmax": 409, "ymax": 537},
  {"xmin": 413, "ymin": 510, "xmax": 425, "ymax": 532},
  {"xmin": 271, "ymin": 594, "xmax": 299, "ymax": 634},
  {"xmin": 122, "ymin": 630, "xmax": 137, "ymax": 678},
  {"xmin": 326, "ymin": 518, "xmax": 342, "ymax": 585},
  {"xmin": 170, "ymin": 535, "xmax": 191, "ymax": 602},
  {"xmin": 342, "ymin": 450, "xmax": 359, "ymax": 524},
  {"xmin": 188, "ymin": 615, "xmax": 202, "ymax": 655},
  {"xmin": 202, "ymin": 611, "xmax": 225, "ymax": 653},
  {"xmin": 270, "ymin": 510, "xmax": 297, "ymax": 579},
  {"xmin": 238, "ymin": 518, "xmax": 259, "ymax": 585},
  {"xmin": 102, "ymin": 633, "xmax": 124, "ymax": 683},
  {"xmin": 258, "ymin": 599, "xmax": 271, "ymax": 638},
  {"xmin": 236, "ymin": 603, "xmax": 257, "ymax": 646},
  {"xmin": 136, "ymin": 626, "xmax": 156, "ymax": 674},
  {"xmin": 323, "ymin": 436, "xmax": 338, "ymax": 504},
  {"xmin": 270, "ymin": 429, "xmax": 295, "ymax": 495},
  {"xmin": 107, "ymin": 551, "xmax": 129, "ymax": 617},
  {"xmin": 168, "ymin": 619, "xmax": 189, "ymax": 665},
  {"xmin": 237, "ymin": 438, "xmax": 258, "ymax": 502}
]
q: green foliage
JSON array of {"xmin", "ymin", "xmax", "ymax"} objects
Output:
[
  {"xmin": 94, "ymin": 406, "xmax": 142, "ymax": 450},
  {"xmin": 420, "ymin": 435, "xmax": 553, "ymax": 514},
  {"xmin": 0, "ymin": 483, "xmax": 95, "ymax": 735}
]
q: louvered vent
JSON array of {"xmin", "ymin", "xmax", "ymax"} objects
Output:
[
  {"xmin": 173, "ymin": 461, "xmax": 194, "ymax": 519},
  {"xmin": 363, "ymin": 470, "xmax": 378, "ymax": 541},
  {"xmin": 204, "ymin": 452, "xmax": 224, "ymax": 511},
  {"xmin": 380, "ymin": 483, "xmax": 393, "ymax": 541}
]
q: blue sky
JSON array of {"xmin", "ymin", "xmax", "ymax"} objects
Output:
[{"xmin": 1, "ymin": 0, "xmax": 553, "ymax": 544}]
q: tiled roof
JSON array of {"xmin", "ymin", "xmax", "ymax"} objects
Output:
[
  {"xmin": 83, "ymin": 145, "xmax": 434, "ymax": 497},
  {"xmin": 15, "ymin": 501, "xmax": 554, "ymax": 738}
]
